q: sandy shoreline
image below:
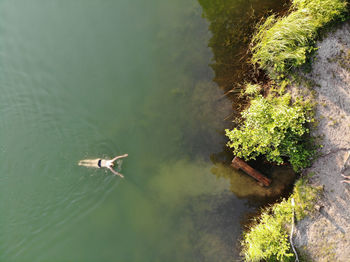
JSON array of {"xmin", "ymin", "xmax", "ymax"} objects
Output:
[{"xmin": 292, "ymin": 21, "xmax": 350, "ymax": 261}]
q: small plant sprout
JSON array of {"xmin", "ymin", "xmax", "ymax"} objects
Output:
[{"xmin": 244, "ymin": 83, "xmax": 262, "ymax": 96}]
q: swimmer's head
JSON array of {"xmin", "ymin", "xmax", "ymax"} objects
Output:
[{"xmin": 106, "ymin": 161, "xmax": 114, "ymax": 168}]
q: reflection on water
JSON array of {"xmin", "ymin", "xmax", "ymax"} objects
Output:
[
  {"xmin": 212, "ymin": 163, "xmax": 296, "ymax": 201},
  {"xmin": 198, "ymin": 0, "xmax": 290, "ymax": 119}
]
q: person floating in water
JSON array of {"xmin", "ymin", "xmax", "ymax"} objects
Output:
[{"xmin": 79, "ymin": 154, "xmax": 128, "ymax": 178}]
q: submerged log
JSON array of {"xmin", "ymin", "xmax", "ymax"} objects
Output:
[{"xmin": 231, "ymin": 157, "xmax": 271, "ymax": 187}]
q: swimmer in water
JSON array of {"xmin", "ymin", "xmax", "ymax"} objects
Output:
[{"xmin": 78, "ymin": 154, "xmax": 128, "ymax": 178}]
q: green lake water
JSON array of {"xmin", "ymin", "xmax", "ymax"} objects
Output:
[{"xmin": 0, "ymin": 0, "xmax": 288, "ymax": 261}]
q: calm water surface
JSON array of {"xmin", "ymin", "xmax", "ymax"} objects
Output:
[{"xmin": 0, "ymin": 0, "xmax": 286, "ymax": 261}]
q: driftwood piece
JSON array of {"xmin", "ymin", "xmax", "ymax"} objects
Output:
[{"xmin": 231, "ymin": 157, "xmax": 271, "ymax": 187}]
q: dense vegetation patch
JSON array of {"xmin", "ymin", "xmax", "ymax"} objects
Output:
[
  {"xmin": 242, "ymin": 177, "xmax": 321, "ymax": 262},
  {"xmin": 225, "ymin": 89, "xmax": 315, "ymax": 171},
  {"xmin": 227, "ymin": 1, "xmax": 349, "ymax": 261},
  {"xmin": 251, "ymin": 0, "xmax": 348, "ymax": 79}
]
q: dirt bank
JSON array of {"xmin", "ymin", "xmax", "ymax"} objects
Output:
[{"xmin": 292, "ymin": 21, "xmax": 350, "ymax": 261}]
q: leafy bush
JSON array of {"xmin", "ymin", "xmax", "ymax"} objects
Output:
[
  {"xmin": 251, "ymin": 0, "xmax": 348, "ymax": 78},
  {"xmin": 242, "ymin": 178, "xmax": 320, "ymax": 262},
  {"xmin": 225, "ymin": 93, "xmax": 314, "ymax": 171}
]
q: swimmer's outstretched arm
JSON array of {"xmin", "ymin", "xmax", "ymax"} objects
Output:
[
  {"xmin": 111, "ymin": 154, "xmax": 128, "ymax": 162},
  {"xmin": 108, "ymin": 167, "xmax": 124, "ymax": 178}
]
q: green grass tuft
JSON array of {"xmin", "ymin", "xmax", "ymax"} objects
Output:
[
  {"xmin": 251, "ymin": 0, "xmax": 348, "ymax": 79},
  {"xmin": 242, "ymin": 177, "xmax": 321, "ymax": 262}
]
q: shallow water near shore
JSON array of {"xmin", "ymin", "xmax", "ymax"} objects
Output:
[{"xmin": 0, "ymin": 0, "xmax": 288, "ymax": 261}]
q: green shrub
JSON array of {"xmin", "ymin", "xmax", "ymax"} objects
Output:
[
  {"xmin": 225, "ymin": 93, "xmax": 314, "ymax": 171},
  {"xmin": 244, "ymin": 83, "xmax": 262, "ymax": 96},
  {"xmin": 242, "ymin": 178, "xmax": 320, "ymax": 262},
  {"xmin": 251, "ymin": 0, "xmax": 348, "ymax": 79}
]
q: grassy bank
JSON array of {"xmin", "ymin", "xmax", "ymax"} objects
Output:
[
  {"xmin": 226, "ymin": 0, "xmax": 349, "ymax": 171},
  {"xmin": 242, "ymin": 177, "xmax": 322, "ymax": 262},
  {"xmin": 251, "ymin": 0, "xmax": 348, "ymax": 79},
  {"xmin": 224, "ymin": 0, "xmax": 349, "ymax": 261}
]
